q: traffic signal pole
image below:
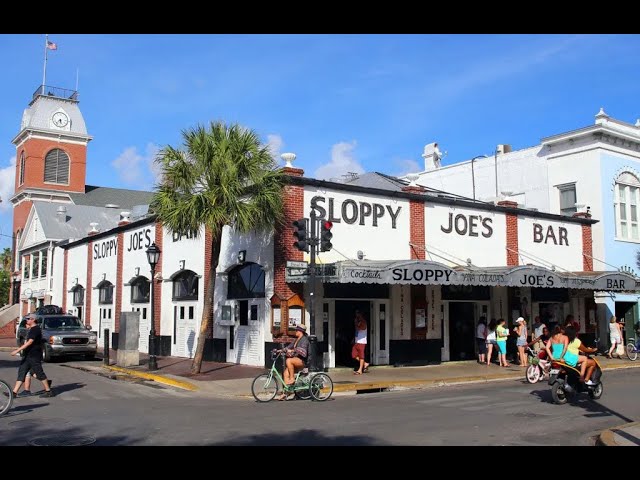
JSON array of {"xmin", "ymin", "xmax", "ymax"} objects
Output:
[{"xmin": 308, "ymin": 209, "xmax": 319, "ymax": 371}]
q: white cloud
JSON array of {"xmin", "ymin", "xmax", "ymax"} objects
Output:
[
  {"xmin": 0, "ymin": 156, "xmax": 16, "ymax": 213},
  {"xmin": 314, "ymin": 141, "xmax": 364, "ymax": 181},
  {"xmin": 393, "ymin": 159, "xmax": 422, "ymax": 177},
  {"xmin": 266, "ymin": 134, "xmax": 284, "ymax": 161},
  {"xmin": 112, "ymin": 143, "xmax": 160, "ymax": 188}
]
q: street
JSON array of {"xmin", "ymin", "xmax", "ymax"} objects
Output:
[{"xmin": 1, "ymin": 351, "xmax": 639, "ymax": 446}]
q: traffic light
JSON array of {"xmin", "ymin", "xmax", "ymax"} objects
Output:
[
  {"xmin": 292, "ymin": 218, "xmax": 309, "ymax": 252},
  {"xmin": 320, "ymin": 220, "xmax": 333, "ymax": 252}
]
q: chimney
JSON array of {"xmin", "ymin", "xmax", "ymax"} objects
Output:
[
  {"xmin": 119, "ymin": 211, "xmax": 131, "ymax": 226},
  {"xmin": 56, "ymin": 205, "xmax": 67, "ymax": 222},
  {"xmin": 422, "ymin": 142, "xmax": 444, "ymax": 171},
  {"xmin": 496, "ymin": 144, "xmax": 512, "ymax": 155},
  {"xmin": 88, "ymin": 222, "xmax": 100, "ymax": 236}
]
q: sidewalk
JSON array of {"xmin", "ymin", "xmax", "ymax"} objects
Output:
[{"xmin": 1, "ymin": 334, "xmax": 638, "ymax": 444}]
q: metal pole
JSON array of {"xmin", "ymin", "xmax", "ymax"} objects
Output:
[
  {"xmin": 308, "ymin": 210, "xmax": 319, "ymax": 371},
  {"xmin": 471, "ymin": 158, "xmax": 476, "ymax": 201},
  {"xmin": 103, "ymin": 328, "xmax": 110, "ymax": 366},
  {"xmin": 494, "ymin": 149, "xmax": 499, "ymax": 198},
  {"xmin": 42, "ymin": 35, "xmax": 48, "ymax": 95},
  {"xmin": 148, "ymin": 265, "xmax": 158, "ymax": 371}
]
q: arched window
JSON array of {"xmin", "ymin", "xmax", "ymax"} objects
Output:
[
  {"xmin": 14, "ymin": 230, "xmax": 21, "ymax": 271},
  {"xmin": 131, "ymin": 276, "xmax": 150, "ymax": 303},
  {"xmin": 71, "ymin": 285, "xmax": 85, "ymax": 306},
  {"xmin": 227, "ymin": 263, "xmax": 265, "ymax": 299},
  {"xmin": 19, "ymin": 151, "xmax": 25, "ymax": 186},
  {"xmin": 44, "ymin": 148, "xmax": 70, "ymax": 184},
  {"xmin": 614, "ymin": 172, "xmax": 640, "ymax": 241},
  {"xmin": 97, "ymin": 280, "xmax": 114, "ymax": 304},
  {"xmin": 172, "ymin": 270, "xmax": 199, "ymax": 301}
]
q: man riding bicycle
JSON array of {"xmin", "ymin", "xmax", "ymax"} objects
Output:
[{"xmin": 277, "ymin": 324, "xmax": 309, "ymax": 401}]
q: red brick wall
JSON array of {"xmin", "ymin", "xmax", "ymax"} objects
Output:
[
  {"xmin": 15, "ymin": 139, "xmax": 87, "ymax": 194},
  {"xmin": 86, "ymin": 242, "xmax": 92, "ymax": 327},
  {"xmin": 153, "ymin": 222, "xmax": 163, "ymax": 335},
  {"xmin": 62, "ymin": 249, "xmax": 68, "ymax": 311},
  {"xmin": 0, "ymin": 321, "xmax": 15, "ymax": 338},
  {"xmin": 273, "ymin": 168, "xmax": 305, "ymax": 330},
  {"xmin": 582, "ymin": 224, "xmax": 593, "ymax": 271},
  {"xmin": 13, "ymin": 203, "xmax": 32, "ymax": 246},
  {"xmin": 115, "ymin": 232, "xmax": 124, "ymax": 332},
  {"xmin": 402, "ymin": 186, "xmax": 426, "ymax": 260},
  {"xmin": 498, "ymin": 201, "xmax": 519, "ymax": 266}
]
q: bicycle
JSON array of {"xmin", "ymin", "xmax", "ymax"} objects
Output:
[
  {"xmin": 626, "ymin": 336, "xmax": 639, "ymax": 361},
  {"xmin": 0, "ymin": 379, "xmax": 13, "ymax": 416},
  {"xmin": 251, "ymin": 349, "xmax": 333, "ymax": 402}
]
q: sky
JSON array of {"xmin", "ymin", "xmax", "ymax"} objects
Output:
[{"xmin": 1, "ymin": 33, "xmax": 640, "ymax": 251}]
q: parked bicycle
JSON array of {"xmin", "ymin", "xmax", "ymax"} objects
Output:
[
  {"xmin": 626, "ymin": 336, "xmax": 640, "ymax": 361},
  {"xmin": 0, "ymin": 379, "xmax": 13, "ymax": 416},
  {"xmin": 251, "ymin": 349, "xmax": 333, "ymax": 402}
]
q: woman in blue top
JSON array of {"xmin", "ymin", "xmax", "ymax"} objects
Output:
[{"xmin": 545, "ymin": 325, "xmax": 568, "ymax": 363}]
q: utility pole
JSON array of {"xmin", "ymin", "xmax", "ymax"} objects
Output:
[{"xmin": 308, "ymin": 208, "xmax": 319, "ymax": 371}]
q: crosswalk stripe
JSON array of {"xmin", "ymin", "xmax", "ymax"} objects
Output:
[
  {"xmin": 163, "ymin": 389, "xmax": 190, "ymax": 397},
  {"xmin": 417, "ymin": 395, "xmax": 487, "ymax": 405},
  {"xmin": 463, "ymin": 400, "xmax": 527, "ymax": 411},
  {"xmin": 134, "ymin": 388, "xmax": 164, "ymax": 398},
  {"xmin": 448, "ymin": 398, "xmax": 495, "ymax": 407},
  {"xmin": 112, "ymin": 390, "xmax": 136, "ymax": 399},
  {"xmin": 85, "ymin": 391, "xmax": 110, "ymax": 400},
  {"xmin": 58, "ymin": 394, "xmax": 81, "ymax": 401}
]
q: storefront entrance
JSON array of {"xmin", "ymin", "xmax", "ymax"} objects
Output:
[
  {"xmin": 334, "ymin": 300, "xmax": 370, "ymax": 368},
  {"xmin": 448, "ymin": 302, "xmax": 476, "ymax": 361}
]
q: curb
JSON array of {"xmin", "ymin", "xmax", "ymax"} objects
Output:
[
  {"xmin": 597, "ymin": 422, "xmax": 640, "ymax": 446},
  {"xmin": 104, "ymin": 365, "xmax": 199, "ymax": 392}
]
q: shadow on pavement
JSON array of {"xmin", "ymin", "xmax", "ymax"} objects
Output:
[{"xmin": 209, "ymin": 428, "xmax": 383, "ymax": 446}]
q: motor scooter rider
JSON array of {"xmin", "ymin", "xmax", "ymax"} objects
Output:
[{"xmin": 564, "ymin": 326, "xmax": 598, "ymax": 385}]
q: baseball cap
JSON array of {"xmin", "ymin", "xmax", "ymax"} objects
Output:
[{"xmin": 516, "ymin": 317, "xmax": 526, "ymax": 324}]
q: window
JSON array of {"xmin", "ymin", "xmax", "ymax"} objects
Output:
[
  {"xmin": 615, "ymin": 172, "xmax": 640, "ymax": 241},
  {"xmin": 19, "ymin": 151, "xmax": 25, "ymax": 186},
  {"xmin": 43, "ymin": 148, "xmax": 70, "ymax": 184},
  {"xmin": 15, "ymin": 230, "xmax": 21, "ymax": 271},
  {"xmin": 23, "ymin": 256, "xmax": 29, "ymax": 279},
  {"xmin": 40, "ymin": 250, "xmax": 47, "ymax": 278},
  {"xmin": 558, "ymin": 183, "xmax": 577, "ymax": 216},
  {"xmin": 131, "ymin": 276, "xmax": 150, "ymax": 303},
  {"xmin": 98, "ymin": 281, "xmax": 114, "ymax": 304},
  {"xmin": 31, "ymin": 255, "xmax": 38, "ymax": 279},
  {"xmin": 172, "ymin": 270, "xmax": 199, "ymax": 301},
  {"xmin": 227, "ymin": 263, "xmax": 265, "ymax": 299},
  {"xmin": 72, "ymin": 285, "xmax": 85, "ymax": 306}
]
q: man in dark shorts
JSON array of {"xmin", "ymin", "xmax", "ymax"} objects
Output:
[{"xmin": 11, "ymin": 315, "xmax": 54, "ymax": 398}]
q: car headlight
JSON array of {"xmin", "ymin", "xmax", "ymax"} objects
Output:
[
  {"xmin": 88, "ymin": 335, "xmax": 97, "ymax": 344},
  {"xmin": 49, "ymin": 336, "xmax": 63, "ymax": 345}
]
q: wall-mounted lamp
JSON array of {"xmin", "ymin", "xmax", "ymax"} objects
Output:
[
  {"xmin": 101, "ymin": 273, "xmax": 106, "ymax": 281},
  {"xmin": 179, "ymin": 260, "xmax": 185, "ymax": 270},
  {"xmin": 357, "ymin": 250, "xmax": 365, "ymax": 260},
  {"xmin": 71, "ymin": 277, "xmax": 78, "ymax": 286},
  {"xmin": 238, "ymin": 250, "xmax": 247, "ymax": 264},
  {"xmin": 134, "ymin": 267, "xmax": 140, "ymax": 277}
]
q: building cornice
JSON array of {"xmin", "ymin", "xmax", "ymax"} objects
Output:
[
  {"xmin": 10, "ymin": 189, "xmax": 74, "ymax": 206},
  {"xmin": 61, "ymin": 215, "xmax": 157, "ymax": 250},
  {"xmin": 542, "ymin": 124, "xmax": 640, "ymax": 151},
  {"xmin": 12, "ymin": 128, "xmax": 93, "ymax": 146}
]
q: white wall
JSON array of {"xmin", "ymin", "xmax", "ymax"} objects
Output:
[
  {"xmin": 22, "ymin": 214, "xmax": 46, "ymax": 248},
  {"xmin": 51, "ymin": 246, "xmax": 65, "ymax": 306},
  {"xmin": 304, "ymin": 186, "xmax": 410, "ymax": 262},
  {"xmin": 424, "ymin": 204, "xmax": 507, "ymax": 267},
  {"xmin": 547, "ymin": 148, "xmax": 603, "ymax": 261},
  {"xmin": 517, "ymin": 216, "xmax": 583, "ymax": 271},
  {"xmin": 66, "ymin": 244, "xmax": 87, "ymax": 320},
  {"xmin": 90, "ymin": 234, "xmax": 118, "ymax": 346}
]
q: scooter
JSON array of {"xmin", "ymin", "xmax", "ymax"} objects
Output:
[
  {"xmin": 525, "ymin": 347, "xmax": 550, "ymax": 384},
  {"xmin": 547, "ymin": 353, "xmax": 604, "ymax": 404}
]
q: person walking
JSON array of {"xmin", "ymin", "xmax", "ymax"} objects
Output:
[
  {"xmin": 495, "ymin": 318, "xmax": 510, "ymax": 367},
  {"xmin": 10, "ymin": 315, "xmax": 54, "ymax": 398},
  {"xmin": 476, "ymin": 317, "xmax": 488, "ymax": 364},
  {"xmin": 531, "ymin": 316, "xmax": 546, "ymax": 352},
  {"xmin": 352, "ymin": 310, "xmax": 369, "ymax": 375},
  {"xmin": 485, "ymin": 319, "xmax": 498, "ymax": 365},
  {"xmin": 607, "ymin": 316, "xmax": 623, "ymax": 359}
]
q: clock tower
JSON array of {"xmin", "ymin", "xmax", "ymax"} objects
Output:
[{"xmin": 11, "ymin": 85, "xmax": 93, "ymax": 270}]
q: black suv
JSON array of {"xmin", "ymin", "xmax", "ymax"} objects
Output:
[{"xmin": 16, "ymin": 313, "xmax": 98, "ymax": 362}]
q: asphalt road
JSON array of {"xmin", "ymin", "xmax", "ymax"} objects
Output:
[{"xmin": 1, "ymin": 352, "xmax": 639, "ymax": 446}]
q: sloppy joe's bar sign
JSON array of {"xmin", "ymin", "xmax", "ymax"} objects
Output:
[
  {"xmin": 311, "ymin": 196, "xmax": 402, "ymax": 228},
  {"xmin": 327, "ymin": 261, "xmax": 640, "ymax": 292}
]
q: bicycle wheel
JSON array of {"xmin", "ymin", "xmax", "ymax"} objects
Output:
[
  {"xmin": 309, "ymin": 373, "xmax": 333, "ymax": 401},
  {"xmin": 525, "ymin": 365, "xmax": 541, "ymax": 384},
  {"xmin": 627, "ymin": 342, "xmax": 638, "ymax": 361},
  {"xmin": 251, "ymin": 374, "xmax": 278, "ymax": 402},
  {"xmin": 0, "ymin": 380, "xmax": 13, "ymax": 416}
]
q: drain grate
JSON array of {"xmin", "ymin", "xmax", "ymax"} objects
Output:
[
  {"xmin": 9, "ymin": 419, "xmax": 69, "ymax": 428},
  {"xmin": 28, "ymin": 435, "xmax": 96, "ymax": 446}
]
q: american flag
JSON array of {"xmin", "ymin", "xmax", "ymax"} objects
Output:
[{"xmin": 46, "ymin": 40, "xmax": 57, "ymax": 50}]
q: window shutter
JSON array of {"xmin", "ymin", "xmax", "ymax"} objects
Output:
[{"xmin": 44, "ymin": 149, "xmax": 70, "ymax": 184}]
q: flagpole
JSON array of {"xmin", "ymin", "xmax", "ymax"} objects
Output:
[{"xmin": 42, "ymin": 34, "xmax": 48, "ymax": 94}]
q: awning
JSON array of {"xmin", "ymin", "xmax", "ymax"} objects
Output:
[{"xmin": 286, "ymin": 259, "xmax": 640, "ymax": 292}]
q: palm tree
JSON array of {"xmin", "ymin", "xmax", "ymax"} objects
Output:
[
  {"xmin": 0, "ymin": 248, "xmax": 12, "ymax": 271},
  {"xmin": 152, "ymin": 121, "xmax": 285, "ymax": 374}
]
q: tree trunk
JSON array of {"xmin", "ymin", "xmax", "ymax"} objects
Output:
[{"xmin": 191, "ymin": 230, "xmax": 222, "ymax": 374}]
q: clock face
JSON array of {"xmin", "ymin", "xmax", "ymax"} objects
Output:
[{"xmin": 52, "ymin": 111, "xmax": 69, "ymax": 128}]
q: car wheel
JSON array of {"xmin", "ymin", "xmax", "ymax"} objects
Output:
[{"xmin": 42, "ymin": 346, "xmax": 52, "ymax": 363}]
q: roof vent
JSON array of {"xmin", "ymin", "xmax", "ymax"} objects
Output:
[
  {"xmin": 89, "ymin": 222, "xmax": 100, "ymax": 235},
  {"xmin": 119, "ymin": 211, "xmax": 131, "ymax": 225},
  {"xmin": 56, "ymin": 205, "xmax": 67, "ymax": 222},
  {"xmin": 105, "ymin": 204, "xmax": 120, "ymax": 209}
]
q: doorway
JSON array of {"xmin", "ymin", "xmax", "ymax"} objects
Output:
[
  {"xmin": 335, "ymin": 300, "xmax": 370, "ymax": 368},
  {"xmin": 616, "ymin": 302, "xmax": 636, "ymax": 344},
  {"xmin": 448, "ymin": 302, "xmax": 475, "ymax": 361}
]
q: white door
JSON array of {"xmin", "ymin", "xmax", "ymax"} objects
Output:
[
  {"xmin": 474, "ymin": 301, "xmax": 491, "ymax": 356},
  {"xmin": 133, "ymin": 305, "xmax": 150, "ymax": 354},
  {"xmin": 173, "ymin": 303, "xmax": 198, "ymax": 358},
  {"xmin": 97, "ymin": 306, "xmax": 114, "ymax": 348},
  {"xmin": 371, "ymin": 300, "xmax": 390, "ymax": 365}
]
